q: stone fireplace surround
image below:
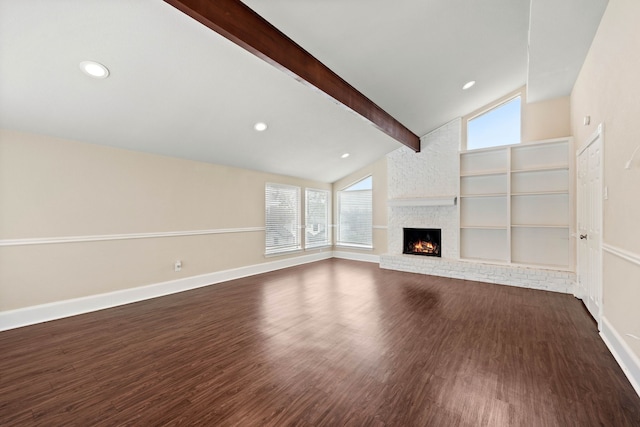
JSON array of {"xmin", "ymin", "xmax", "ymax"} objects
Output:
[{"xmin": 380, "ymin": 119, "xmax": 575, "ymax": 294}]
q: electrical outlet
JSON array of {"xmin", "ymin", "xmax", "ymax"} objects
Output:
[{"xmin": 174, "ymin": 260, "xmax": 182, "ymax": 272}]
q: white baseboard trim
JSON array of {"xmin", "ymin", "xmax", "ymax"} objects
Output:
[
  {"xmin": 600, "ymin": 316, "xmax": 640, "ymax": 398},
  {"xmin": 0, "ymin": 251, "xmax": 332, "ymax": 332},
  {"xmin": 332, "ymin": 250, "xmax": 380, "ymax": 264}
]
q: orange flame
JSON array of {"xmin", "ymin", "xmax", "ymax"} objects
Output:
[{"xmin": 413, "ymin": 240, "xmax": 436, "ymax": 253}]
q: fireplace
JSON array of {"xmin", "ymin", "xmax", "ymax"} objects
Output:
[{"xmin": 403, "ymin": 228, "xmax": 441, "ymax": 257}]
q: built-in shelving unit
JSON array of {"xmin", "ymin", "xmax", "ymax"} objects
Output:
[{"xmin": 459, "ymin": 138, "xmax": 574, "ymax": 270}]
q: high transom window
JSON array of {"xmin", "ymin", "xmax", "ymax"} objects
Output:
[{"xmin": 466, "ymin": 95, "xmax": 521, "ymax": 151}]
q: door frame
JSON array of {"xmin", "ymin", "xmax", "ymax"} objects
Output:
[{"xmin": 575, "ymin": 123, "xmax": 604, "ymax": 328}]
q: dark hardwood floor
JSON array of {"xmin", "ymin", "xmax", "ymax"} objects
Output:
[{"xmin": 1, "ymin": 259, "xmax": 639, "ymax": 426}]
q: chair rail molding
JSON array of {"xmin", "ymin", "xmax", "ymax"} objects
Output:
[{"xmin": 0, "ymin": 227, "xmax": 266, "ymax": 247}]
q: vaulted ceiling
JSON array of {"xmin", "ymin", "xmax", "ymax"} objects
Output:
[{"xmin": 0, "ymin": 0, "xmax": 606, "ymax": 182}]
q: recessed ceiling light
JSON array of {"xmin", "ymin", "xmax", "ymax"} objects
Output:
[
  {"xmin": 79, "ymin": 61, "xmax": 110, "ymax": 79},
  {"xmin": 341, "ymin": 153, "xmax": 350, "ymax": 159},
  {"xmin": 254, "ymin": 122, "xmax": 268, "ymax": 132},
  {"xmin": 462, "ymin": 80, "xmax": 476, "ymax": 90}
]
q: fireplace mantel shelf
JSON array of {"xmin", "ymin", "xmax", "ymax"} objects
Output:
[{"xmin": 387, "ymin": 196, "xmax": 457, "ymax": 207}]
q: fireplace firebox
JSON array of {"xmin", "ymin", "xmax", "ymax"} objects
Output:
[{"xmin": 403, "ymin": 228, "xmax": 441, "ymax": 257}]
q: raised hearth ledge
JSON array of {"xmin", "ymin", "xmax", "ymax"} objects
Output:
[
  {"xmin": 387, "ymin": 196, "xmax": 457, "ymax": 207},
  {"xmin": 380, "ymin": 254, "xmax": 575, "ymax": 294}
]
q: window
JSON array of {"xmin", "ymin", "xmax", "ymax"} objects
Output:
[
  {"xmin": 466, "ymin": 95, "xmax": 521, "ymax": 150},
  {"xmin": 337, "ymin": 176, "xmax": 372, "ymax": 248},
  {"xmin": 305, "ymin": 188, "xmax": 330, "ymax": 248},
  {"xmin": 265, "ymin": 183, "xmax": 301, "ymax": 254}
]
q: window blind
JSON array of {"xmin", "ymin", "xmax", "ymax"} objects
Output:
[
  {"xmin": 337, "ymin": 184, "xmax": 372, "ymax": 247},
  {"xmin": 305, "ymin": 188, "xmax": 330, "ymax": 248},
  {"xmin": 265, "ymin": 183, "xmax": 301, "ymax": 254}
]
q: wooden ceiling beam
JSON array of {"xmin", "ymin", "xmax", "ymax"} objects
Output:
[{"xmin": 163, "ymin": 0, "xmax": 421, "ymax": 152}]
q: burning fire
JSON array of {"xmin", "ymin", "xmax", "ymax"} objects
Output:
[{"xmin": 413, "ymin": 239, "xmax": 437, "ymax": 254}]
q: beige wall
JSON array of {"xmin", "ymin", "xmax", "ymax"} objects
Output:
[
  {"xmin": 522, "ymin": 95, "xmax": 571, "ymax": 142},
  {"xmin": 332, "ymin": 156, "xmax": 388, "ymax": 255},
  {"xmin": 570, "ymin": 0, "xmax": 640, "ymax": 358},
  {"xmin": 461, "ymin": 87, "xmax": 571, "ymax": 149},
  {"xmin": 0, "ymin": 129, "xmax": 330, "ymax": 311}
]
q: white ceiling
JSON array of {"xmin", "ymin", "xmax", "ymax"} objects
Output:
[
  {"xmin": 527, "ymin": 0, "xmax": 608, "ymax": 103},
  {"xmin": 0, "ymin": 0, "xmax": 606, "ymax": 183}
]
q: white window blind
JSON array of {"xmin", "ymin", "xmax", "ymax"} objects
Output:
[
  {"xmin": 265, "ymin": 183, "xmax": 301, "ymax": 254},
  {"xmin": 305, "ymin": 188, "xmax": 330, "ymax": 248},
  {"xmin": 337, "ymin": 176, "xmax": 372, "ymax": 247}
]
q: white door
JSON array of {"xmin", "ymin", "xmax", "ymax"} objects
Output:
[{"xmin": 576, "ymin": 126, "xmax": 603, "ymax": 325}]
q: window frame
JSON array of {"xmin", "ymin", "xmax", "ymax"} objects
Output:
[
  {"xmin": 265, "ymin": 182, "xmax": 302, "ymax": 255},
  {"xmin": 304, "ymin": 188, "xmax": 331, "ymax": 249},
  {"xmin": 463, "ymin": 90, "xmax": 523, "ymax": 151},
  {"xmin": 336, "ymin": 175, "xmax": 373, "ymax": 249}
]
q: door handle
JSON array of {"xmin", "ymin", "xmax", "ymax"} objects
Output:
[{"xmin": 580, "ymin": 234, "xmax": 588, "ymax": 240}]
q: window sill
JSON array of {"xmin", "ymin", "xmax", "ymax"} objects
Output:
[
  {"xmin": 334, "ymin": 243, "xmax": 373, "ymax": 251},
  {"xmin": 305, "ymin": 244, "xmax": 333, "ymax": 251},
  {"xmin": 264, "ymin": 247, "xmax": 303, "ymax": 258}
]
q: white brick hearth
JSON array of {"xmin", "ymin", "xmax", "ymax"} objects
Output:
[
  {"xmin": 384, "ymin": 118, "xmax": 576, "ymax": 294},
  {"xmin": 379, "ymin": 254, "xmax": 575, "ymax": 294}
]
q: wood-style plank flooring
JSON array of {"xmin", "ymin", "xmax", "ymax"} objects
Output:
[{"xmin": 1, "ymin": 259, "xmax": 639, "ymax": 426}]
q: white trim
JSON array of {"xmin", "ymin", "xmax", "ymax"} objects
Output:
[
  {"xmin": 576, "ymin": 123, "xmax": 603, "ymax": 156},
  {"xmin": 0, "ymin": 251, "xmax": 331, "ymax": 332},
  {"xmin": 387, "ymin": 196, "xmax": 457, "ymax": 207},
  {"xmin": 0, "ymin": 227, "xmax": 265, "ymax": 247},
  {"xmin": 332, "ymin": 251, "xmax": 380, "ymax": 264},
  {"xmin": 603, "ymin": 243, "xmax": 640, "ymax": 267},
  {"xmin": 575, "ymin": 124, "xmax": 604, "ymax": 327},
  {"xmin": 305, "ymin": 244, "xmax": 333, "ymax": 251},
  {"xmin": 264, "ymin": 247, "xmax": 303, "ymax": 257},
  {"xmin": 334, "ymin": 243, "xmax": 373, "ymax": 250},
  {"xmin": 467, "ymin": 92, "xmax": 521, "ymax": 123},
  {"xmin": 337, "ymin": 174, "xmax": 373, "ymax": 192},
  {"xmin": 600, "ymin": 316, "xmax": 640, "ymax": 398}
]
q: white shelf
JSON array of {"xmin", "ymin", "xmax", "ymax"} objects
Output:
[
  {"xmin": 460, "ymin": 225, "xmax": 508, "ymax": 229},
  {"xmin": 511, "ymin": 190, "xmax": 569, "ymax": 196},
  {"xmin": 459, "ymin": 137, "xmax": 574, "ymax": 270},
  {"xmin": 460, "ymin": 228, "xmax": 508, "ymax": 262},
  {"xmin": 460, "ymin": 148, "xmax": 508, "ymax": 176},
  {"xmin": 460, "ymin": 169, "xmax": 507, "ymax": 177},
  {"xmin": 511, "ymin": 164, "xmax": 569, "ymax": 173},
  {"xmin": 460, "ymin": 196, "xmax": 507, "ymax": 228},
  {"xmin": 511, "ymin": 227, "xmax": 570, "ymax": 267},
  {"xmin": 511, "ymin": 168, "xmax": 569, "ymax": 194},
  {"xmin": 460, "ymin": 193, "xmax": 507, "ymax": 198},
  {"xmin": 387, "ymin": 196, "xmax": 457, "ymax": 207},
  {"xmin": 511, "ymin": 139, "xmax": 569, "ymax": 171},
  {"xmin": 512, "ymin": 193, "xmax": 569, "ymax": 226},
  {"xmin": 511, "ymin": 224, "xmax": 569, "ymax": 229},
  {"xmin": 461, "ymin": 173, "xmax": 507, "ymax": 196}
]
